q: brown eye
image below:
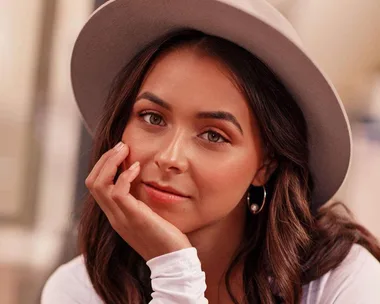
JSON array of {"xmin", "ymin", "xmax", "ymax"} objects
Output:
[
  {"xmin": 200, "ymin": 130, "xmax": 228, "ymax": 144},
  {"xmin": 208, "ymin": 131, "xmax": 221, "ymax": 142},
  {"xmin": 140, "ymin": 112, "xmax": 165, "ymax": 126}
]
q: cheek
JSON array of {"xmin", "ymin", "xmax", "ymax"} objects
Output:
[
  {"xmin": 201, "ymin": 150, "xmax": 258, "ymax": 186},
  {"xmin": 121, "ymin": 124, "xmax": 153, "ymax": 169},
  {"xmin": 195, "ymin": 153, "xmax": 257, "ymax": 214}
]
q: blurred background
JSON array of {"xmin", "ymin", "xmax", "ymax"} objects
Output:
[{"xmin": 1, "ymin": 0, "xmax": 379, "ymax": 303}]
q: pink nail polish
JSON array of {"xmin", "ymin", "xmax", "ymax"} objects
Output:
[
  {"xmin": 128, "ymin": 161, "xmax": 140, "ymax": 171},
  {"xmin": 114, "ymin": 142, "xmax": 124, "ymax": 151}
]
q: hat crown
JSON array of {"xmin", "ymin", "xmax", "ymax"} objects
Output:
[
  {"xmin": 215, "ymin": 0, "xmax": 303, "ymax": 47},
  {"xmin": 92, "ymin": 0, "xmax": 303, "ymax": 48}
]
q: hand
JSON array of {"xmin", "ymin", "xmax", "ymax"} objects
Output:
[{"xmin": 85, "ymin": 141, "xmax": 192, "ymax": 261}]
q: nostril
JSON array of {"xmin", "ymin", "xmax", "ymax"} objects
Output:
[{"xmin": 154, "ymin": 153, "xmax": 188, "ymax": 174}]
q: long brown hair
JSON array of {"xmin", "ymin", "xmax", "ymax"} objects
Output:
[{"xmin": 78, "ymin": 29, "xmax": 380, "ymax": 303}]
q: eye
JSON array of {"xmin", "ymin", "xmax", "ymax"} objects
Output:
[
  {"xmin": 199, "ymin": 130, "xmax": 229, "ymax": 144},
  {"xmin": 139, "ymin": 111, "xmax": 166, "ymax": 126}
]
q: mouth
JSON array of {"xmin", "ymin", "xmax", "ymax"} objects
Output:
[
  {"xmin": 143, "ymin": 181, "xmax": 190, "ymax": 198},
  {"xmin": 142, "ymin": 181, "xmax": 190, "ymax": 204}
]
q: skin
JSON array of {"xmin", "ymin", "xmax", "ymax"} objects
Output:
[{"xmin": 86, "ymin": 48, "xmax": 276, "ymax": 303}]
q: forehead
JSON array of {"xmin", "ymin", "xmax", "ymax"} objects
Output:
[{"xmin": 138, "ymin": 48, "xmax": 253, "ymax": 123}]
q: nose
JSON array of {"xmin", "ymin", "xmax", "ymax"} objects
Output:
[{"xmin": 154, "ymin": 129, "xmax": 189, "ymax": 174}]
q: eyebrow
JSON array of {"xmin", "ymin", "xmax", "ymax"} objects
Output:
[{"xmin": 136, "ymin": 91, "xmax": 244, "ymax": 135}]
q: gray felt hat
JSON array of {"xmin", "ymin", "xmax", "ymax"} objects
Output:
[{"xmin": 71, "ymin": 0, "xmax": 352, "ymax": 209}]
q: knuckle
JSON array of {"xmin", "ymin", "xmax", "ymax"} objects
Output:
[
  {"xmin": 110, "ymin": 190, "xmax": 123, "ymax": 202},
  {"xmin": 119, "ymin": 171, "xmax": 128, "ymax": 180},
  {"xmin": 96, "ymin": 150, "xmax": 113, "ymax": 166},
  {"xmin": 101, "ymin": 149, "xmax": 114, "ymax": 160},
  {"xmin": 93, "ymin": 180, "xmax": 103, "ymax": 192},
  {"xmin": 119, "ymin": 172, "xmax": 131, "ymax": 185},
  {"xmin": 85, "ymin": 177, "xmax": 93, "ymax": 188},
  {"xmin": 104, "ymin": 154, "xmax": 119, "ymax": 170}
]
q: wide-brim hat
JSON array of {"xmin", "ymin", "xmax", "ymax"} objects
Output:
[{"xmin": 71, "ymin": 0, "xmax": 352, "ymax": 210}]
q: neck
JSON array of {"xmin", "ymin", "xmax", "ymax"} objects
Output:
[{"xmin": 186, "ymin": 201, "xmax": 247, "ymax": 303}]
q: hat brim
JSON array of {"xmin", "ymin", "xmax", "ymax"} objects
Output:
[{"xmin": 71, "ymin": 0, "xmax": 352, "ymax": 209}]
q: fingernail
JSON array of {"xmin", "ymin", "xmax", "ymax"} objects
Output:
[
  {"xmin": 114, "ymin": 142, "xmax": 124, "ymax": 151},
  {"xmin": 128, "ymin": 161, "xmax": 140, "ymax": 171}
]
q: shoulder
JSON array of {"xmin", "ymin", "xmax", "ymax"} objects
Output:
[
  {"xmin": 302, "ymin": 244, "xmax": 380, "ymax": 304},
  {"xmin": 41, "ymin": 255, "xmax": 102, "ymax": 304}
]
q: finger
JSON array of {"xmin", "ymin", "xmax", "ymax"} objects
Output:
[
  {"xmin": 91, "ymin": 181, "xmax": 129, "ymax": 231},
  {"xmin": 97, "ymin": 163, "xmax": 140, "ymax": 234},
  {"xmin": 85, "ymin": 142, "xmax": 129, "ymax": 187},
  {"xmin": 113, "ymin": 161, "xmax": 140, "ymax": 195},
  {"xmin": 85, "ymin": 143, "xmax": 127, "ymax": 213},
  {"xmin": 94, "ymin": 142, "xmax": 129, "ymax": 189},
  {"xmin": 112, "ymin": 162, "xmax": 143, "ymax": 217},
  {"xmin": 91, "ymin": 143, "xmax": 130, "ymax": 219},
  {"xmin": 99, "ymin": 161, "xmax": 140, "ymax": 216},
  {"xmin": 87, "ymin": 142, "xmax": 129, "ymax": 218},
  {"xmin": 95, "ymin": 193, "xmax": 128, "ymax": 233}
]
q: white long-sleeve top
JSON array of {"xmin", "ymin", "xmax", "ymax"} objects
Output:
[{"xmin": 41, "ymin": 244, "xmax": 380, "ymax": 303}]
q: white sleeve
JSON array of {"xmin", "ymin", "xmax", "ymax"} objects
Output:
[
  {"xmin": 41, "ymin": 248, "xmax": 208, "ymax": 304},
  {"xmin": 40, "ymin": 256, "xmax": 103, "ymax": 304},
  {"xmin": 303, "ymin": 244, "xmax": 380, "ymax": 304},
  {"xmin": 331, "ymin": 246, "xmax": 380, "ymax": 304},
  {"xmin": 146, "ymin": 247, "xmax": 208, "ymax": 304}
]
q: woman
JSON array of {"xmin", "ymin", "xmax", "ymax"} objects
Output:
[{"xmin": 42, "ymin": 0, "xmax": 380, "ymax": 303}]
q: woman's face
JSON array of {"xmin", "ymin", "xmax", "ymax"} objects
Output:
[{"xmin": 121, "ymin": 48, "xmax": 268, "ymax": 233}]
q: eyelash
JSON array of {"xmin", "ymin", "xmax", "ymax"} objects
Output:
[{"xmin": 138, "ymin": 111, "xmax": 230, "ymax": 145}]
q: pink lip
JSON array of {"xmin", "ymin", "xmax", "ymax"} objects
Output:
[{"xmin": 142, "ymin": 183, "xmax": 189, "ymax": 204}]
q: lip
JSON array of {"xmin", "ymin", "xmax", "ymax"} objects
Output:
[
  {"xmin": 144, "ymin": 181, "xmax": 189, "ymax": 197},
  {"xmin": 142, "ymin": 182, "xmax": 190, "ymax": 204}
]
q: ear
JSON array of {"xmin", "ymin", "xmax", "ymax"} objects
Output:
[{"xmin": 251, "ymin": 157, "xmax": 278, "ymax": 187}]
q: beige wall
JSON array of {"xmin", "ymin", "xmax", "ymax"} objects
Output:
[
  {"xmin": 0, "ymin": 0, "xmax": 93, "ymax": 270},
  {"xmin": 0, "ymin": 0, "xmax": 44, "ymax": 217},
  {"xmin": 285, "ymin": 0, "xmax": 380, "ymax": 117}
]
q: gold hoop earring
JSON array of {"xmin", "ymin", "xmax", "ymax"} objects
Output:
[{"xmin": 247, "ymin": 186, "xmax": 267, "ymax": 214}]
